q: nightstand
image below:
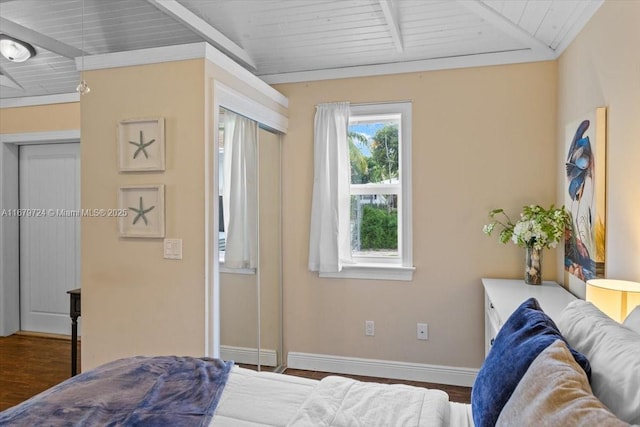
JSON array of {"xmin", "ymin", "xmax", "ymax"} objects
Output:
[{"xmin": 482, "ymin": 278, "xmax": 577, "ymax": 357}]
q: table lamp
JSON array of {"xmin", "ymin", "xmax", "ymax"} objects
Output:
[{"xmin": 586, "ymin": 279, "xmax": 640, "ymax": 322}]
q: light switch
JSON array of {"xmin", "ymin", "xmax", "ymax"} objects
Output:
[{"xmin": 164, "ymin": 238, "xmax": 183, "ymax": 260}]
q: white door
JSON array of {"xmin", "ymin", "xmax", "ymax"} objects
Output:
[{"xmin": 19, "ymin": 143, "xmax": 80, "ymax": 335}]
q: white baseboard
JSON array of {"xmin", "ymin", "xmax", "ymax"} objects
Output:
[
  {"xmin": 221, "ymin": 345, "xmax": 278, "ymax": 367},
  {"xmin": 287, "ymin": 352, "xmax": 478, "ymax": 387}
]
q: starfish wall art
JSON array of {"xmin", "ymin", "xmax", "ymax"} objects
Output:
[
  {"xmin": 118, "ymin": 118, "xmax": 165, "ymax": 172},
  {"xmin": 118, "ymin": 185, "xmax": 165, "ymax": 238}
]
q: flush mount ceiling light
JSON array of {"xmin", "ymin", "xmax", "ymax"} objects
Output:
[{"xmin": 0, "ymin": 35, "xmax": 36, "ymax": 62}]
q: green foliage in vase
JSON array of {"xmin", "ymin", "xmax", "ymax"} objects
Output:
[{"xmin": 483, "ymin": 204, "xmax": 570, "ymax": 250}]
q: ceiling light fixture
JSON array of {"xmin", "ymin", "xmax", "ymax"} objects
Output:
[
  {"xmin": 76, "ymin": 0, "xmax": 90, "ymax": 95},
  {"xmin": 0, "ymin": 35, "xmax": 36, "ymax": 62}
]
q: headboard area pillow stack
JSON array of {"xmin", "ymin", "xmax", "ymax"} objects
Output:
[
  {"xmin": 471, "ymin": 297, "xmax": 640, "ymax": 427},
  {"xmin": 471, "ymin": 298, "xmax": 591, "ymax": 427},
  {"xmin": 558, "ymin": 300, "xmax": 640, "ymax": 425},
  {"xmin": 496, "ymin": 339, "xmax": 630, "ymax": 427}
]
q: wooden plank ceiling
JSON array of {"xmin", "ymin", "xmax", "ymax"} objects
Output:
[{"xmin": 0, "ymin": 0, "xmax": 603, "ymax": 99}]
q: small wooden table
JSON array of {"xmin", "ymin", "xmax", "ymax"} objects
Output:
[{"xmin": 67, "ymin": 288, "xmax": 81, "ymax": 376}]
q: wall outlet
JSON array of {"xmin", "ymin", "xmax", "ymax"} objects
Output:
[
  {"xmin": 417, "ymin": 323, "xmax": 428, "ymax": 340},
  {"xmin": 365, "ymin": 320, "xmax": 375, "ymax": 336}
]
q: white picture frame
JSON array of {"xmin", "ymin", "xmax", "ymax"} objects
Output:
[
  {"xmin": 118, "ymin": 185, "xmax": 165, "ymax": 238},
  {"xmin": 118, "ymin": 117, "xmax": 165, "ymax": 172}
]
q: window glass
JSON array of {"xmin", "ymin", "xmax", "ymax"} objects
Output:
[{"xmin": 348, "ymin": 114, "xmax": 401, "ymax": 261}]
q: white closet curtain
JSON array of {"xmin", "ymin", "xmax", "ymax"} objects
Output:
[
  {"xmin": 308, "ymin": 102, "xmax": 352, "ymax": 273},
  {"xmin": 223, "ymin": 111, "xmax": 258, "ymax": 269}
]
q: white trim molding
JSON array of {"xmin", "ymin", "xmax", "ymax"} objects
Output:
[
  {"xmin": 287, "ymin": 352, "xmax": 478, "ymax": 387},
  {"xmin": 214, "ymin": 81, "xmax": 287, "ymax": 134},
  {"xmin": 0, "ymin": 93, "xmax": 79, "ymax": 109},
  {"xmin": 320, "ymin": 264, "xmax": 415, "ymax": 281},
  {"xmin": 76, "ymin": 42, "xmax": 287, "ymax": 109},
  {"xmin": 0, "ymin": 130, "xmax": 81, "ymax": 145},
  {"xmin": 260, "ymin": 49, "xmax": 552, "ymax": 85}
]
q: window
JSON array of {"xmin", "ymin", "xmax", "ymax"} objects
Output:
[{"xmin": 321, "ymin": 102, "xmax": 414, "ymax": 280}]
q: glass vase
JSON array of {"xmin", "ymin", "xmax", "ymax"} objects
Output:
[{"xmin": 525, "ymin": 246, "xmax": 542, "ymax": 285}]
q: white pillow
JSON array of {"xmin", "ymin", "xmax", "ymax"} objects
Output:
[
  {"xmin": 623, "ymin": 305, "xmax": 640, "ymax": 335},
  {"xmin": 558, "ymin": 300, "xmax": 640, "ymax": 424}
]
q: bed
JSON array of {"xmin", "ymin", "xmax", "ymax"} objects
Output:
[{"xmin": 2, "ymin": 298, "xmax": 639, "ymax": 427}]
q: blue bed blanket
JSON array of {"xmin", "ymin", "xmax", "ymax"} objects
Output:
[{"xmin": 0, "ymin": 356, "xmax": 233, "ymax": 426}]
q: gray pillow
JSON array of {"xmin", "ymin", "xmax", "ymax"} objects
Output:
[
  {"xmin": 623, "ymin": 305, "xmax": 640, "ymax": 335},
  {"xmin": 497, "ymin": 340, "xmax": 630, "ymax": 427},
  {"xmin": 558, "ymin": 300, "xmax": 640, "ymax": 424}
]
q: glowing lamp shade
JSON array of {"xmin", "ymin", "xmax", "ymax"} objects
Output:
[
  {"xmin": 586, "ymin": 279, "xmax": 640, "ymax": 322},
  {"xmin": 0, "ymin": 36, "xmax": 36, "ymax": 62}
]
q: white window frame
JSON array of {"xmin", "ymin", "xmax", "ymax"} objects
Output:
[{"xmin": 320, "ymin": 101, "xmax": 414, "ymax": 281}]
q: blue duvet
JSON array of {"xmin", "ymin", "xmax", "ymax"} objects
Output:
[{"xmin": 0, "ymin": 356, "xmax": 233, "ymax": 426}]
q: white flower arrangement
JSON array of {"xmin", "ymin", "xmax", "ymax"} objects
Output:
[{"xmin": 483, "ymin": 205, "xmax": 570, "ymax": 250}]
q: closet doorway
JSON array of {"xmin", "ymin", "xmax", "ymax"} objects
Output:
[{"xmin": 217, "ymin": 106, "xmax": 283, "ymax": 371}]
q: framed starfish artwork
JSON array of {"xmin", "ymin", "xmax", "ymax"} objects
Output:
[
  {"xmin": 118, "ymin": 185, "xmax": 165, "ymax": 238},
  {"xmin": 117, "ymin": 118, "xmax": 165, "ymax": 172}
]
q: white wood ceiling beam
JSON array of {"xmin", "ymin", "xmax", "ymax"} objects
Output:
[
  {"xmin": 379, "ymin": 0, "xmax": 404, "ymax": 53},
  {"xmin": 0, "ymin": 17, "xmax": 85, "ymax": 59},
  {"xmin": 0, "ymin": 68, "xmax": 23, "ymax": 91},
  {"xmin": 145, "ymin": 0, "xmax": 257, "ymax": 71},
  {"xmin": 455, "ymin": 0, "xmax": 556, "ymax": 59}
]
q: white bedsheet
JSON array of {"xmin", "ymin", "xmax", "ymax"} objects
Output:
[
  {"xmin": 211, "ymin": 367, "xmax": 317, "ymax": 427},
  {"xmin": 287, "ymin": 376, "xmax": 450, "ymax": 427},
  {"xmin": 211, "ymin": 367, "xmax": 474, "ymax": 427}
]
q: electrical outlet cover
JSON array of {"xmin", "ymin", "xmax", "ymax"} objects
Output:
[
  {"xmin": 365, "ymin": 320, "xmax": 375, "ymax": 336},
  {"xmin": 417, "ymin": 323, "xmax": 428, "ymax": 340}
]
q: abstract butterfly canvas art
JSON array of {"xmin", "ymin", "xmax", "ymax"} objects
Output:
[{"xmin": 564, "ymin": 107, "xmax": 607, "ymax": 284}]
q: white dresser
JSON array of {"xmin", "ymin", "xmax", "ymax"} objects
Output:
[{"xmin": 482, "ymin": 278, "xmax": 577, "ymax": 357}]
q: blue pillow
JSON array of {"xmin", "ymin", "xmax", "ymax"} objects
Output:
[{"xmin": 471, "ymin": 297, "xmax": 591, "ymax": 427}]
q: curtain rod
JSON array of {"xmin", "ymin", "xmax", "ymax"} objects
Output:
[
  {"xmin": 352, "ymin": 100, "xmax": 412, "ymax": 106},
  {"xmin": 316, "ymin": 100, "xmax": 412, "ymax": 108}
]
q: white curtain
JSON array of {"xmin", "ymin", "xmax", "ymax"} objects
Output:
[
  {"xmin": 308, "ymin": 102, "xmax": 352, "ymax": 273},
  {"xmin": 223, "ymin": 111, "xmax": 258, "ymax": 269}
]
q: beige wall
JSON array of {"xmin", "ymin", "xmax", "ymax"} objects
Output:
[
  {"xmin": 557, "ymin": 1, "xmax": 640, "ymax": 291},
  {"xmin": 0, "ymin": 103, "xmax": 79, "ymax": 133},
  {"xmin": 80, "ymin": 56, "xmax": 287, "ymax": 370},
  {"xmin": 275, "ymin": 62, "xmax": 558, "ymax": 368},
  {"xmin": 81, "ymin": 60, "xmax": 207, "ymax": 370}
]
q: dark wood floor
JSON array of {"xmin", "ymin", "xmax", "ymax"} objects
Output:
[
  {"xmin": 0, "ymin": 333, "xmax": 79, "ymax": 411},
  {"xmin": 0, "ymin": 334, "xmax": 470, "ymax": 412}
]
